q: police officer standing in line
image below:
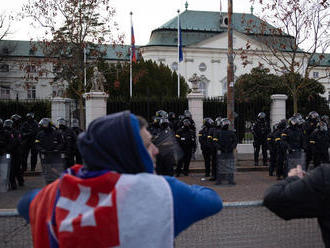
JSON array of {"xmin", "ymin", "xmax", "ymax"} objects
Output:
[
  {"xmin": 198, "ymin": 118, "xmax": 214, "ymax": 178},
  {"xmin": 148, "ymin": 116, "xmax": 162, "ymax": 137},
  {"xmin": 3, "ymin": 119, "xmax": 24, "ymax": 189},
  {"xmin": 252, "ymin": 112, "xmax": 270, "ymax": 166},
  {"xmin": 281, "ymin": 116, "xmax": 305, "ymax": 174},
  {"xmin": 168, "ymin": 112, "xmax": 178, "ymax": 132},
  {"xmin": 303, "ymin": 111, "xmax": 319, "ymax": 171},
  {"xmin": 309, "ymin": 121, "xmax": 330, "ymax": 168},
  {"xmin": 57, "ymin": 118, "xmax": 76, "ymax": 169},
  {"xmin": 213, "ymin": 118, "xmax": 237, "ymax": 185},
  {"xmin": 175, "ymin": 119, "xmax": 196, "ymax": 176},
  {"xmin": 267, "ymin": 124, "xmax": 278, "ymax": 176},
  {"xmin": 21, "ymin": 113, "xmax": 39, "ymax": 171},
  {"xmin": 209, "ymin": 117, "xmax": 223, "ymax": 181},
  {"xmin": 273, "ymin": 119, "xmax": 288, "ymax": 180},
  {"xmin": 71, "ymin": 118, "xmax": 83, "ymax": 164}
]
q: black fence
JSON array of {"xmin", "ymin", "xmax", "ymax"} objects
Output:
[
  {"xmin": 0, "ymin": 100, "xmax": 51, "ymax": 121},
  {"xmin": 107, "ymin": 97, "xmax": 188, "ymax": 122}
]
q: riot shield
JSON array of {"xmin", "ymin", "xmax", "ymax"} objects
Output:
[
  {"xmin": 0, "ymin": 154, "xmax": 11, "ymax": 192},
  {"xmin": 40, "ymin": 152, "xmax": 65, "ymax": 185}
]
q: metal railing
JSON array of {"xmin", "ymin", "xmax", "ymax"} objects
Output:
[{"xmin": 0, "ymin": 201, "xmax": 324, "ymax": 248}]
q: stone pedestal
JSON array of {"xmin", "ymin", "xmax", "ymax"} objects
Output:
[
  {"xmin": 83, "ymin": 91, "xmax": 109, "ymax": 129},
  {"xmin": 51, "ymin": 97, "xmax": 73, "ymax": 124},
  {"xmin": 188, "ymin": 92, "xmax": 204, "ymax": 160},
  {"xmin": 270, "ymin": 94, "xmax": 288, "ymax": 130}
]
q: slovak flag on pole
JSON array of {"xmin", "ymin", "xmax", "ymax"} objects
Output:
[{"xmin": 131, "ymin": 24, "xmax": 136, "ymax": 63}]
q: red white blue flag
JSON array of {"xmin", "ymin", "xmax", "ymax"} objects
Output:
[{"xmin": 131, "ymin": 25, "xmax": 136, "ymax": 63}]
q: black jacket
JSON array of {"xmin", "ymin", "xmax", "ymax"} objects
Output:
[{"xmin": 263, "ymin": 165, "xmax": 330, "ymax": 247}]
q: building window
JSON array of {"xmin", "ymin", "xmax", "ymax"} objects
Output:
[
  {"xmin": 0, "ymin": 64, "xmax": 9, "ymax": 72},
  {"xmin": 27, "ymin": 86, "xmax": 36, "ymax": 99},
  {"xmin": 199, "ymin": 81, "xmax": 208, "ymax": 97},
  {"xmin": 199, "ymin": 62, "xmax": 207, "ymax": 72},
  {"xmin": 0, "ymin": 87, "xmax": 10, "ymax": 99},
  {"xmin": 313, "ymin": 71, "xmax": 319, "ymax": 78}
]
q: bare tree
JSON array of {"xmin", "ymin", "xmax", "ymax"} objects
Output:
[
  {"xmin": 240, "ymin": 0, "xmax": 330, "ymax": 113},
  {"xmin": 21, "ymin": 0, "xmax": 124, "ymax": 128}
]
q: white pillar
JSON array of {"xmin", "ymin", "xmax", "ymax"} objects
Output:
[
  {"xmin": 83, "ymin": 91, "xmax": 109, "ymax": 129},
  {"xmin": 187, "ymin": 92, "xmax": 204, "ymax": 160},
  {"xmin": 270, "ymin": 94, "xmax": 288, "ymax": 129}
]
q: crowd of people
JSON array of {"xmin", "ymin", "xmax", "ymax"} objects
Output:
[
  {"xmin": 0, "ymin": 113, "xmax": 83, "ymax": 189},
  {"xmin": 251, "ymin": 111, "xmax": 330, "ymax": 180}
]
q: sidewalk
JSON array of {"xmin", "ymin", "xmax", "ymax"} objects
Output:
[{"xmin": 0, "ymin": 159, "xmax": 276, "ymax": 209}]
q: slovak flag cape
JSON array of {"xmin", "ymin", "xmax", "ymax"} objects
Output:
[{"xmin": 29, "ymin": 165, "xmax": 174, "ymax": 248}]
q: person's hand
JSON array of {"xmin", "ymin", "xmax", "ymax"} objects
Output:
[{"xmin": 288, "ymin": 165, "xmax": 306, "ymax": 179}]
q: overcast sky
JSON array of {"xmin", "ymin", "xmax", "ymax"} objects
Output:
[{"xmin": 2, "ymin": 0, "xmax": 260, "ymax": 45}]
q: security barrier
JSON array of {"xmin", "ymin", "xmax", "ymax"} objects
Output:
[{"xmin": 0, "ymin": 201, "xmax": 324, "ymax": 248}]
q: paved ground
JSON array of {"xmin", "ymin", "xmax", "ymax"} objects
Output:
[{"xmin": 0, "ymin": 159, "xmax": 276, "ymax": 209}]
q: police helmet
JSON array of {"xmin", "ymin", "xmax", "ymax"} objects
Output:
[
  {"xmin": 278, "ymin": 119, "xmax": 287, "ymax": 130},
  {"xmin": 318, "ymin": 121, "xmax": 328, "ymax": 132},
  {"xmin": 257, "ymin": 112, "xmax": 266, "ymax": 120},
  {"xmin": 155, "ymin": 110, "xmax": 168, "ymax": 119},
  {"xmin": 160, "ymin": 118, "xmax": 170, "ymax": 128},
  {"xmin": 293, "ymin": 113, "xmax": 302, "ymax": 120},
  {"xmin": 183, "ymin": 119, "xmax": 191, "ymax": 127},
  {"xmin": 71, "ymin": 118, "xmax": 80, "ymax": 128},
  {"xmin": 3, "ymin": 119, "xmax": 13, "ymax": 128},
  {"xmin": 203, "ymin": 117, "xmax": 214, "ymax": 127},
  {"xmin": 57, "ymin": 118, "xmax": 67, "ymax": 127},
  {"xmin": 11, "ymin": 114, "xmax": 22, "ymax": 122},
  {"xmin": 220, "ymin": 118, "xmax": 231, "ymax": 129},
  {"xmin": 184, "ymin": 110, "xmax": 192, "ymax": 119},
  {"xmin": 39, "ymin": 118, "xmax": 50, "ymax": 128},
  {"xmin": 288, "ymin": 116, "xmax": 299, "ymax": 127},
  {"xmin": 307, "ymin": 111, "xmax": 319, "ymax": 120},
  {"xmin": 26, "ymin": 112, "xmax": 35, "ymax": 119},
  {"xmin": 273, "ymin": 123, "xmax": 278, "ymax": 130},
  {"xmin": 215, "ymin": 117, "xmax": 222, "ymax": 127}
]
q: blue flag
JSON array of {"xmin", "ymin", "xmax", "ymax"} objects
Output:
[{"xmin": 178, "ymin": 19, "xmax": 183, "ymax": 62}]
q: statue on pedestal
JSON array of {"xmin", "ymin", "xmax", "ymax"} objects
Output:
[
  {"xmin": 188, "ymin": 73, "xmax": 201, "ymax": 93},
  {"xmin": 90, "ymin": 66, "xmax": 105, "ymax": 92}
]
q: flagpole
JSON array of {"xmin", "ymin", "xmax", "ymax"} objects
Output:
[
  {"xmin": 177, "ymin": 9, "xmax": 180, "ymax": 98},
  {"xmin": 130, "ymin": 12, "xmax": 133, "ymax": 98}
]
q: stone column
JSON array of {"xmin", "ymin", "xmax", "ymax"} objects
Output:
[
  {"xmin": 270, "ymin": 94, "xmax": 288, "ymax": 129},
  {"xmin": 83, "ymin": 91, "xmax": 109, "ymax": 129},
  {"xmin": 51, "ymin": 97, "xmax": 74, "ymax": 125},
  {"xmin": 188, "ymin": 92, "xmax": 204, "ymax": 160}
]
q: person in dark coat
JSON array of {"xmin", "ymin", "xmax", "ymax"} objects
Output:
[
  {"xmin": 252, "ymin": 112, "xmax": 270, "ymax": 166},
  {"xmin": 71, "ymin": 118, "xmax": 83, "ymax": 164},
  {"xmin": 273, "ymin": 119, "xmax": 288, "ymax": 180},
  {"xmin": 264, "ymin": 164, "xmax": 330, "ymax": 248},
  {"xmin": 267, "ymin": 124, "xmax": 278, "ymax": 176},
  {"xmin": 199, "ymin": 118, "xmax": 214, "ymax": 177},
  {"xmin": 309, "ymin": 121, "xmax": 330, "ymax": 168},
  {"xmin": 21, "ymin": 113, "xmax": 39, "ymax": 171},
  {"xmin": 175, "ymin": 119, "xmax": 196, "ymax": 176},
  {"xmin": 57, "ymin": 118, "xmax": 76, "ymax": 169},
  {"xmin": 303, "ymin": 111, "xmax": 319, "ymax": 171}
]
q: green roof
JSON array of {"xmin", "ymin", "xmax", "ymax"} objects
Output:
[
  {"xmin": 145, "ymin": 10, "xmax": 293, "ymax": 48},
  {"xmin": 0, "ymin": 40, "xmax": 135, "ymax": 61},
  {"xmin": 310, "ymin": 53, "xmax": 330, "ymax": 67}
]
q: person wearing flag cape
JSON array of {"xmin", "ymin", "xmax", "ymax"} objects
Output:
[{"xmin": 17, "ymin": 111, "xmax": 223, "ymax": 248}]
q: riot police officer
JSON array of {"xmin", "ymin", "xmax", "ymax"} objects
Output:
[
  {"xmin": 57, "ymin": 118, "xmax": 76, "ymax": 169},
  {"xmin": 3, "ymin": 119, "xmax": 24, "ymax": 189},
  {"xmin": 208, "ymin": 116, "xmax": 222, "ymax": 181},
  {"xmin": 273, "ymin": 119, "xmax": 288, "ymax": 180},
  {"xmin": 153, "ymin": 118, "xmax": 177, "ymax": 176},
  {"xmin": 310, "ymin": 121, "xmax": 330, "ymax": 168},
  {"xmin": 213, "ymin": 118, "xmax": 237, "ymax": 185},
  {"xmin": 175, "ymin": 119, "xmax": 196, "ymax": 176},
  {"xmin": 303, "ymin": 111, "xmax": 319, "ymax": 171},
  {"xmin": 252, "ymin": 112, "xmax": 270, "ymax": 166},
  {"xmin": 199, "ymin": 118, "xmax": 214, "ymax": 177},
  {"xmin": 267, "ymin": 124, "xmax": 278, "ymax": 176},
  {"xmin": 71, "ymin": 118, "xmax": 83, "ymax": 164},
  {"xmin": 282, "ymin": 116, "xmax": 305, "ymax": 173},
  {"xmin": 168, "ymin": 112, "xmax": 178, "ymax": 132},
  {"xmin": 21, "ymin": 113, "xmax": 39, "ymax": 171},
  {"xmin": 148, "ymin": 116, "xmax": 162, "ymax": 137}
]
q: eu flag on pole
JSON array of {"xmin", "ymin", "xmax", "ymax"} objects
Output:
[
  {"xmin": 131, "ymin": 25, "xmax": 136, "ymax": 63},
  {"xmin": 178, "ymin": 20, "xmax": 183, "ymax": 62}
]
